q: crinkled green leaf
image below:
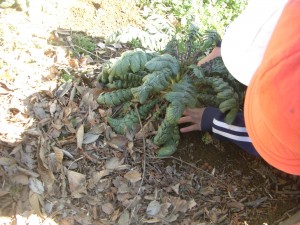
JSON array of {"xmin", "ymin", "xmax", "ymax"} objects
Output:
[
  {"xmin": 145, "ymin": 54, "xmax": 180, "ymax": 75},
  {"xmin": 97, "ymin": 89, "xmax": 133, "ymax": 107},
  {"xmin": 108, "ymin": 99, "xmax": 158, "ymax": 134},
  {"xmin": 131, "ymin": 68, "xmax": 173, "ymax": 103},
  {"xmin": 153, "ymin": 120, "xmax": 176, "ymax": 146},
  {"xmin": 165, "ymin": 101, "xmax": 185, "ymax": 124}
]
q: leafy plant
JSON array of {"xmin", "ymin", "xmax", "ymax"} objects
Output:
[
  {"xmin": 97, "ymin": 28, "xmax": 246, "ymax": 157},
  {"xmin": 61, "ymin": 72, "xmax": 74, "ymax": 82},
  {"xmin": 105, "ymin": 0, "xmax": 245, "ymax": 54},
  {"xmin": 128, "ymin": 38, "xmax": 143, "ymax": 49},
  {"xmin": 138, "ymin": 0, "xmax": 248, "ymax": 35},
  {"xmin": 106, "ymin": 13, "xmax": 176, "ymax": 51},
  {"xmin": 72, "ymin": 33, "xmax": 97, "ymax": 54}
]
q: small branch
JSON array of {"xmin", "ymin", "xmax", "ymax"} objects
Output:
[
  {"xmin": 72, "ymin": 44, "xmax": 104, "ymax": 60},
  {"xmin": 68, "ymin": 156, "xmax": 85, "ymax": 170},
  {"xmin": 125, "ymin": 104, "xmax": 147, "ymax": 224},
  {"xmin": 273, "ymin": 207, "xmax": 300, "ymax": 225},
  {"xmin": 134, "ymin": 104, "xmax": 147, "ymax": 195}
]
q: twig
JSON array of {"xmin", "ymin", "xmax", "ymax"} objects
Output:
[
  {"xmin": 68, "ymin": 156, "xmax": 85, "ymax": 170},
  {"xmin": 273, "ymin": 207, "xmax": 300, "ymax": 225},
  {"xmin": 129, "ymin": 104, "xmax": 147, "ymax": 222},
  {"xmin": 135, "ymin": 104, "xmax": 147, "ymax": 192},
  {"xmin": 121, "ymin": 104, "xmax": 147, "ymax": 223},
  {"xmin": 79, "ymin": 148, "xmax": 101, "ymax": 164},
  {"xmin": 72, "ymin": 44, "xmax": 104, "ymax": 60}
]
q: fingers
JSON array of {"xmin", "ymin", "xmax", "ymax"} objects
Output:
[
  {"xmin": 178, "ymin": 108, "xmax": 205, "ymax": 133},
  {"xmin": 178, "ymin": 115, "xmax": 201, "ymax": 132},
  {"xmin": 178, "ymin": 116, "xmax": 193, "ymax": 124},
  {"xmin": 197, "ymin": 47, "xmax": 221, "ymax": 66},
  {"xmin": 178, "ymin": 112, "xmax": 200, "ymax": 124},
  {"xmin": 180, "ymin": 124, "xmax": 200, "ymax": 133},
  {"xmin": 181, "ymin": 108, "xmax": 203, "ymax": 123},
  {"xmin": 181, "ymin": 108, "xmax": 198, "ymax": 117}
]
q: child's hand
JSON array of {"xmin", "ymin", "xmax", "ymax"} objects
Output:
[
  {"xmin": 197, "ymin": 47, "xmax": 221, "ymax": 66},
  {"xmin": 178, "ymin": 108, "xmax": 205, "ymax": 133}
]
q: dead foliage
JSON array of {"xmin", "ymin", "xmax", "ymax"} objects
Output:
[{"xmin": 0, "ymin": 2, "xmax": 299, "ymax": 225}]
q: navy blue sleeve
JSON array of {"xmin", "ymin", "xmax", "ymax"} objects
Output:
[{"xmin": 201, "ymin": 107, "xmax": 259, "ymax": 156}]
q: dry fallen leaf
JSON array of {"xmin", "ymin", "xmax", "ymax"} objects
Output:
[
  {"xmin": 74, "ymin": 211, "xmax": 92, "ymax": 225},
  {"xmin": 9, "ymin": 144, "xmax": 22, "ymax": 155},
  {"xmin": 227, "ymin": 201, "xmax": 245, "ymax": 210},
  {"xmin": 146, "ymin": 200, "xmax": 161, "ymax": 217},
  {"xmin": 117, "ymin": 182, "xmax": 130, "ymax": 194},
  {"xmin": 29, "ymin": 190, "xmax": 44, "ymax": 217},
  {"xmin": 107, "ymin": 135, "xmax": 128, "ymax": 150},
  {"xmin": 118, "ymin": 210, "xmax": 130, "ymax": 225},
  {"xmin": 88, "ymin": 170, "xmax": 111, "ymax": 189},
  {"xmin": 102, "ymin": 202, "xmax": 115, "ymax": 215},
  {"xmin": 157, "ymin": 202, "xmax": 171, "ymax": 218},
  {"xmin": 59, "ymin": 216, "xmax": 75, "ymax": 225},
  {"xmin": 117, "ymin": 193, "xmax": 132, "ymax": 203},
  {"xmin": 94, "ymin": 170, "xmax": 111, "ymax": 180},
  {"xmin": 56, "ymin": 81, "xmax": 72, "ymax": 98},
  {"xmin": 0, "ymin": 157, "xmax": 16, "ymax": 166},
  {"xmin": 188, "ymin": 199, "xmax": 197, "ymax": 210},
  {"xmin": 110, "ymin": 208, "xmax": 120, "ymax": 222},
  {"xmin": 135, "ymin": 121, "xmax": 156, "ymax": 139},
  {"xmin": 11, "ymin": 174, "xmax": 29, "ymax": 185},
  {"xmin": 105, "ymin": 157, "xmax": 123, "ymax": 170},
  {"xmin": 164, "ymin": 214, "xmax": 179, "ymax": 223},
  {"xmin": 98, "ymin": 108, "xmax": 107, "ymax": 118},
  {"xmin": 33, "ymin": 107, "xmax": 48, "ymax": 120},
  {"xmin": 69, "ymin": 58, "xmax": 79, "ymax": 69},
  {"xmin": 29, "ymin": 177, "xmax": 45, "ymax": 195},
  {"xmin": 52, "ymin": 146, "xmax": 64, "ymax": 164},
  {"xmin": 82, "ymin": 133, "xmax": 100, "ymax": 144},
  {"xmin": 76, "ymin": 124, "xmax": 84, "ymax": 149},
  {"xmin": 171, "ymin": 183, "xmax": 180, "ymax": 195},
  {"xmin": 124, "ymin": 170, "xmax": 141, "ymax": 183},
  {"xmin": 49, "ymin": 101, "xmax": 57, "ymax": 117},
  {"xmin": 37, "ymin": 138, "xmax": 55, "ymax": 195},
  {"xmin": 89, "ymin": 123, "xmax": 106, "ymax": 134},
  {"xmin": 67, "ymin": 170, "xmax": 87, "ymax": 198},
  {"xmin": 16, "ymin": 166, "xmax": 39, "ymax": 178},
  {"xmin": 199, "ymin": 186, "xmax": 215, "ymax": 196},
  {"xmin": 170, "ymin": 197, "xmax": 189, "ymax": 213},
  {"xmin": 142, "ymin": 218, "xmax": 161, "ymax": 223},
  {"xmin": 105, "ymin": 126, "xmax": 117, "ymax": 140}
]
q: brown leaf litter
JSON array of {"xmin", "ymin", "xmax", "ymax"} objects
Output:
[{"xmin": 0, "ymin": 1, "xmax": 299, "ymax": 225}]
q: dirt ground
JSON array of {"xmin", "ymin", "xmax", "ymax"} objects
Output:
[{"xmin": 0, "ymin": 1, "xmax": 299, "ymax": 225}]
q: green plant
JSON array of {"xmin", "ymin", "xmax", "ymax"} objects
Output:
[
  {"xmin": 201, "ymin": 132, "xmax": 213, "ymax": 145},
  {"xmin": 72, "ymin": 33, "xmax": 97, "ymax": 54},
  {"xmin": 128, "ymin": 38, "xmax": 143, "ymax": 49},
  {"xmin": 61, "ymin": 72, "xmax": 74, "ymax": 82},
  {"xmin": 138, "ymin": 0, "xmax": 248, "ymax": 35},
  {"xmin": 107, "ymin": 0, "xmax": 247, "ymax": 53},
  {"xmin": 106, "ymin": 13, "xmax": 175, "ymax": 51},
  {"xmin": 97, "ymin": 29, "xmax": 245, "ymax": 157}
]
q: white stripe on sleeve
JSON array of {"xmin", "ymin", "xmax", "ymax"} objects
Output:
[
  {"xmin": 213, "ymin": 119, "xmax": 247, "ymax": 132},
  {"xmin": 212, "ymin": 127, "xmax": 252, "ymax": 142}
]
